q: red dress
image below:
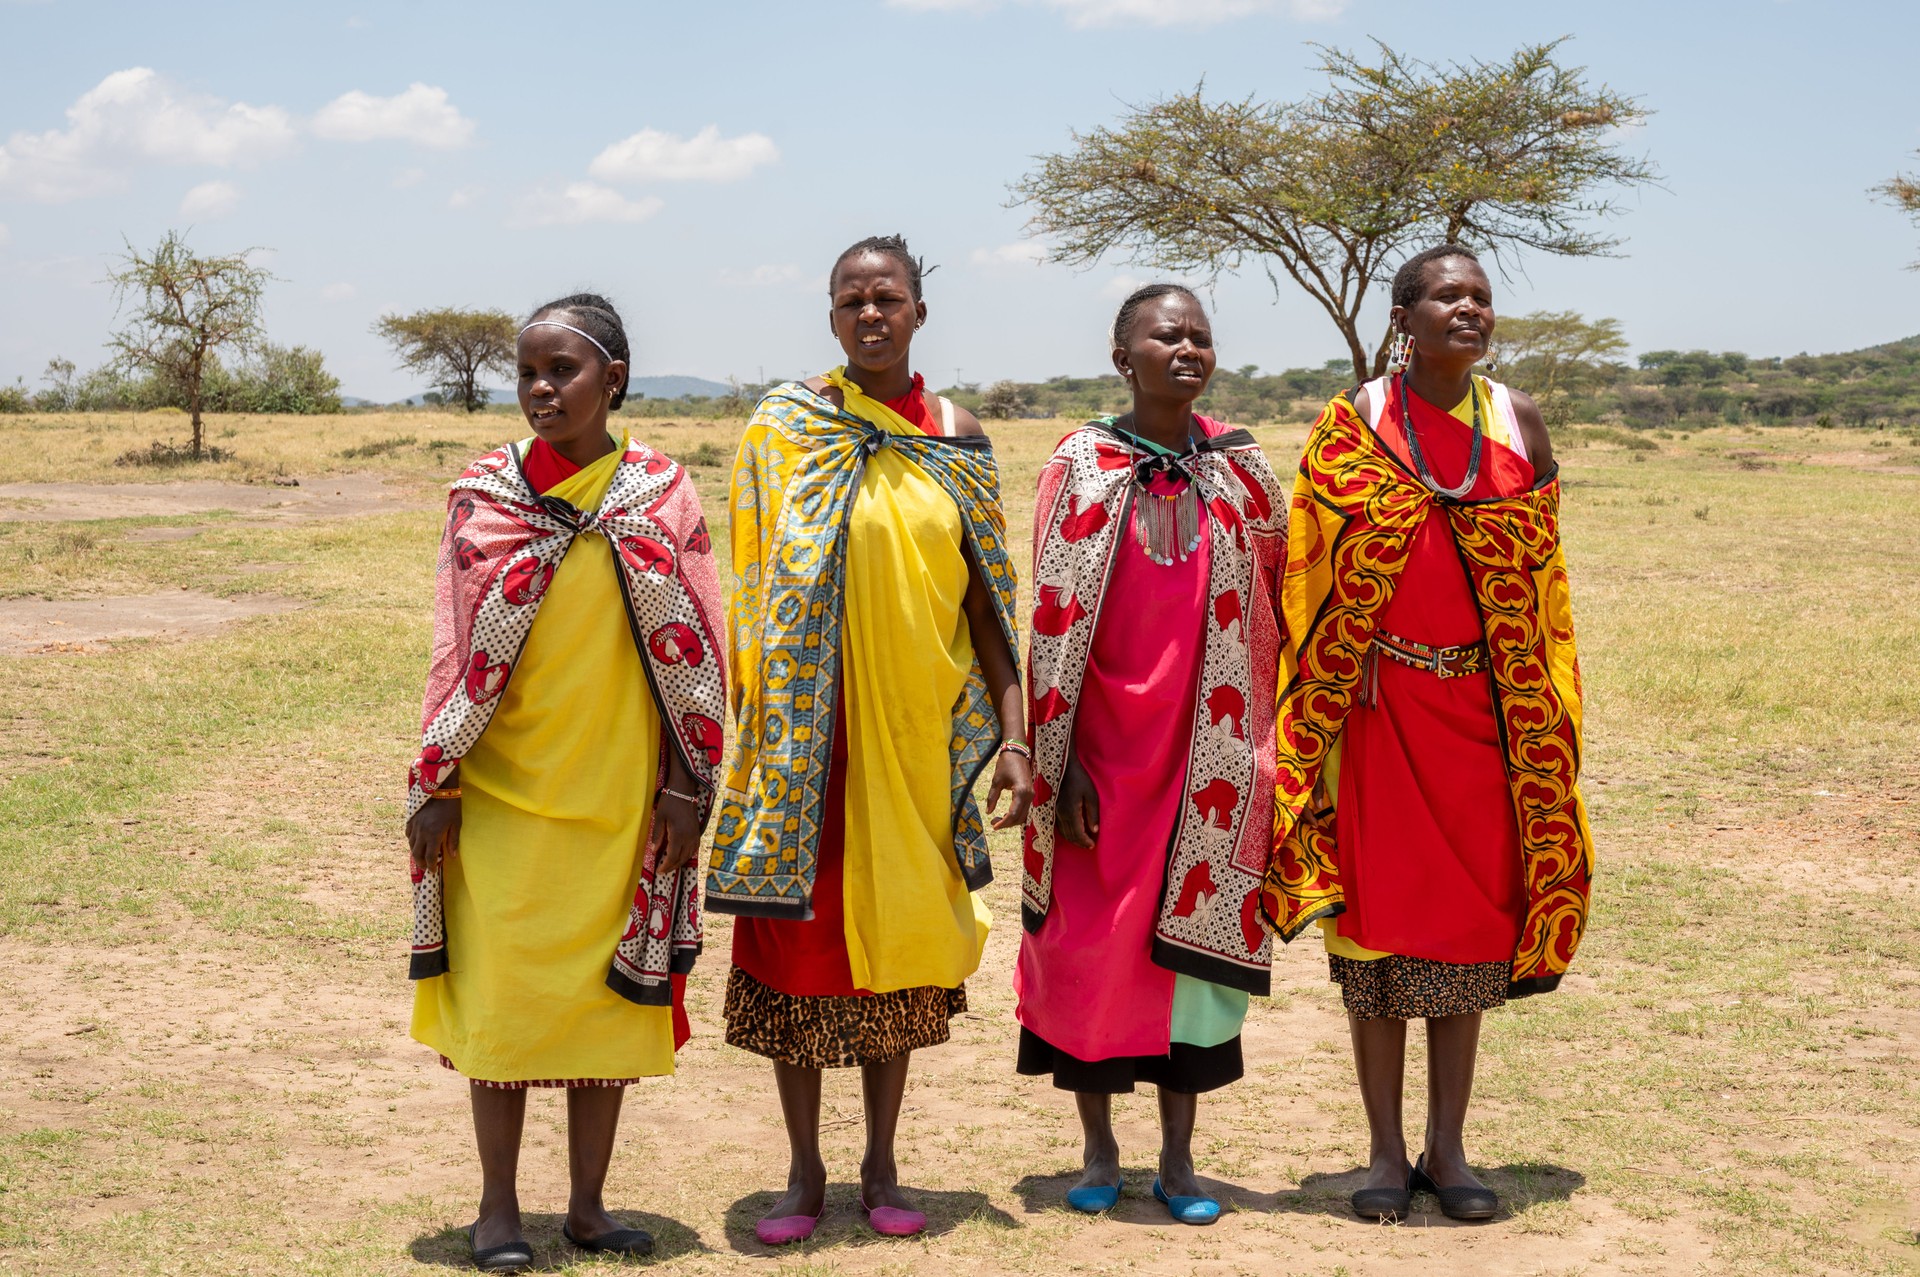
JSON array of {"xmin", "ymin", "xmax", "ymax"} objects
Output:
[
  {"xmin": 1333, "ymin": 382, "xmax": 1534, "ymax": 965},
  {"xmin": 730, "ymin": 377, "xmax": 942, "ymax": 996}
]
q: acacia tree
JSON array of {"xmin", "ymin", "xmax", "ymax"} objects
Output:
[
  {"xmin": 1873, "ymin": 153, "xmax": 1920, "ymax": 267},
  {"xmin": 375, "ymin": 308, "xmax": 516, "ymax": 412},
  {"xmin": 1014, "ymin": 39, "xmax": 1657, "ymax": 383},
  {"xmin": 1485, "ymin": 311, "xmax": 1628, "ymax": 428},
  {"xmin": 107, "ymin": 231, "xmax": 272, "ymax": 457}
]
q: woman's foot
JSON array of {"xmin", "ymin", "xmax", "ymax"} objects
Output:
[
  {"xmin": 470, "ymin": 1200, "xmax": 524, "ymax": 1252},
  {"xmin": 1412, "ymin": 1149, "xmax": 1498, "ymax": 1221},
  {"xmin": 859, "ymin": 1157, "xmax": 926, "ymax": 1236},
  {"xmin": 563, "ymin": 1201, "xmax": 632, "ymax": 1248},
  {"xmin": 764, "ymin": 1159, "xmax": 828, "ymax": 1221},
  {"xmin": 1360, "ymin": 1146, "xmax": 1412, "ymax": 1192},
  {"xmin": 1156, "ymin": 1151, "xmax": 1205, "ymax": 1200}
]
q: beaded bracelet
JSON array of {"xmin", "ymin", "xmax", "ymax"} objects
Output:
[
  {"xmin": 658, "ymin": 785, "xmax": 703, "ymax": 806},
  {"xmin": 429, "ymin": 787, "xmax": 462, "ymax": 800},
  {"xmin": 998, "ymin": 741, "xmax": 1033, "ymax": 761}
]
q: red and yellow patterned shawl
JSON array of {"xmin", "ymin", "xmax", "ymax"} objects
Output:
[{"xmin": 1257, "ymin": 391, "xmax": 1594, "ymax": 996}]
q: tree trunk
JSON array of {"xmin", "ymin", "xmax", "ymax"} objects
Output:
[
  {"xmin": 189, "ymin": 351, "xmax": 204, "ymax": 458},
  {"xmin": 1341, "ymin": 322, "xmax": 1371, "ymax": 386}
]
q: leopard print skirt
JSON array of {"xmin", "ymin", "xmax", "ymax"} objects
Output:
[
  {"xmin": 723, "ymin": 966, "xmax": 967, "ymax": 1069},
  {"xmin": 1329, "ymin": 954, "xmax": 1510, "ymax": 1021}
]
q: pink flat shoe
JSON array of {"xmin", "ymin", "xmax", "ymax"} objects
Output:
[
  {"xmin": 754, "ymin": 1208, "xmax": 823, "ymax": 1246},
  {"xmin": 860, "ymin": 1195, "xmax": 927, "ymax": 1238}
]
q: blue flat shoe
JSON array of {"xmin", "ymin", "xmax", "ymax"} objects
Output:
[
  {"xmin": 1065, "ymin": 1179, "xmax": 1122, "ymax": 1213},
  {"xmin": 1152, "ymin": 1177, "xmax": 1221, "ymax": 1226}
]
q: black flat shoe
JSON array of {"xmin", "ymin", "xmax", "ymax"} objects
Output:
[
  {"xmin": 563, "ymin": 1223, "xmax": 655, "ymax": 1256},
  {"xmin": 1350, "ymin": 1162, "xmax": 1412, "ymax": 1222},
  {"xmin": 1411, "ymin": 1154, "xmax": 1498, "ymax": 1221},
  {"xmin": 467, "ymin": 1224, "xmax": 533, "ymax": 1273}
]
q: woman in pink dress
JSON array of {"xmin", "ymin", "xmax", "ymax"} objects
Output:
[{"xmin": 1017, "ymin": 285, "xmax": 1287, "ymax": 1225}]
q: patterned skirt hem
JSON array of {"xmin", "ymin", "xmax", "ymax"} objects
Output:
[
  {"xmin": 438, "ymin": 1056, "xmax": 642, "ymax": 1089},
  {"xmin": 723, "ymin": 966, "xmax": 966, "ymax": 1069},
  {"xmin": 1329, "ymin": 953, "xmax": 1510, "ymax": 1020}
]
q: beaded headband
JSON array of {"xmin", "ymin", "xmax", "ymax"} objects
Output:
[{"xmin": 519, "ymin": 320, "xmax": 614, "ymax": 363}]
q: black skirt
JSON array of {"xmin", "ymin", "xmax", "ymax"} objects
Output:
[{"xmin": 1016, "ymin": 1026, "xmax": 1243, "ymax": 1095}]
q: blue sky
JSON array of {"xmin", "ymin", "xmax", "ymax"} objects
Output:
[{"xmin": 1, "ymin": 0, "xmax": 1916, "ymax": 401}]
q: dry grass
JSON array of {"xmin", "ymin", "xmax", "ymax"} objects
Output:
[{"xmin": 0, "ymin": 412, "xmax": 1916, "ymax": 1276}]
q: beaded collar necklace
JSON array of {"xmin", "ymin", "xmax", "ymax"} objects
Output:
[{"xmin": 1396, "ymin": 371, "xmax": 1483, "ymax": 501}]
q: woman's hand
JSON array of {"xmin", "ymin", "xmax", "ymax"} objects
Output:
[
  {"xmin": 986, "ymin": 747, "xmax": 1034, "ymax": 830},
  {"xmin": 1055, "ymin": 755, "xmax": 1100, "ymax": 848},
  {"xmin": 650, "ymin": 789, "xmax": 705, "ymax": 875},
  {"xmin": 407, "ymin": 797, "xmax": 462, "ymax": 875}
]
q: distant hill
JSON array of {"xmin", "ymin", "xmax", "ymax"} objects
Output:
[
  {"xmin": 345, "ymin": 375, "xmax": 736, "ymax": 408},
  {"xmin": 631, "ymin": 375, "xmax": 732, "ymax": 400}
]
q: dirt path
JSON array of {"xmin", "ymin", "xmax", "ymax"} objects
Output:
[
  {"xmin": 0, "ymin": 473, "xmax": 422, "ymax": 522},
  {"xmin": 0, "ymin": 591, "xmax": 300, "ymax": 655}
]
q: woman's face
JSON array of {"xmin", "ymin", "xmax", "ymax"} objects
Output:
[
  {"xmin": 829, "ymin": 251, "xmax": 925, "ymax": 377},
  {"xmin": 1114, "ymin": 292, "xmax": 1216, "ymax": 403},
  {"xmin": 1396, "ymin": 257, "xmax": 1496, "ymax": 364},
  {"xmin": 516, "ymin": 319, "xmax": 624, "ymax": 449}
]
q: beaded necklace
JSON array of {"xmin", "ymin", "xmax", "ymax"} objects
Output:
[
  {"xmin": 1110, "ymin": 415, "xmax": 1203, "ymax": 567},
  {"xmin": 1397, "ymin": 372, "xmax": 1483, "ymax": 501}
]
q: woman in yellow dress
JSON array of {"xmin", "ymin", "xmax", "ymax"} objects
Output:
[
  {"xmin": 404, "ymin": 294, "xmax": 728, "ymax": 1271},
  {"xmin": 709, "ymin": 236, "xmax": 1031, "ymax": 1244}
]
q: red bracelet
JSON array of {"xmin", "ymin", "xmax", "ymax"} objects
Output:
[{"xmin": 999, "ymin": 741, "xmax": 1033, "ymax": 760}]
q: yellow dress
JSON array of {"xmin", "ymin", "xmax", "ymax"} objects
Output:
[
  {"xmin": 411, "ymin": 440, "xmax": 675, "ymax": 1083},
  {"xmin": 839, "ymin": 432, "xmax": 993, "ymax": 993}
]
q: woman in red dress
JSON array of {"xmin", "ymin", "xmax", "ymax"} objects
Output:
[{"xmin": 1264, "ymin": 244, "xmax": 1593, "ymax": 1223}]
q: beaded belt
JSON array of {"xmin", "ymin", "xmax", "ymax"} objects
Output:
[
  {"xmin": 1361, "ymin": 629, "xmax": 1490, "ymax": 707},
  {"xmin": 1373, "ymin": 630, "xmax": 1489, "ymax": 678}
]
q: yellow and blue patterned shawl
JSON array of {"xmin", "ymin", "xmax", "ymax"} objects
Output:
[{"xmin": 705, "ymin": 378, "xmax": 1020, "ymax": 919}]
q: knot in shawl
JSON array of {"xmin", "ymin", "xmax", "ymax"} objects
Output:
[
  {"xmin": 406, "ymin": 437, "xmax": 728, "ymax": 1007},
  {"xmin": 1022, "ymin": 420, "xmax": 1289, "ymax": 995}
]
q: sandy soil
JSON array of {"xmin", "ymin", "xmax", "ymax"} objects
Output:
[{"xmin": 0, "ymin": 591, "xmax": 301, "ymax": 655}]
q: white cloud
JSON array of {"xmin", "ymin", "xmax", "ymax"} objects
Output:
[
  {"xmin": 392, "ymin": 166, "xmax": 427, "ymax": 188},
  {"xmin": 0, "ymin": 67, "xmax": 295, "ymax": 202},
  {"xmin": 321, "ymin": 281, "xmax": 357, "ymax": 301},
  {"xmin": 971, "ymin": 241, "xmax": 1048, "ymax": 266},
  {"xmin": 589, "ymin": 125, "xmax": 778, "ymax": 183},
  {"xmin": 312, "ymin": 84, "xmax": 474, "ymax": 148},
  {"xmin": 515, "ymin": 182, "xmax": 663, "ymax": 227},
  {"xmin": 887, "ymin": 0, "xmax": 1343, "ymax": 24},
  {"xmin": 447, "ymin": 185, "xmax": 483, "ymax": 210},
  {"xmin": 179, "ymin": 179, "xmax": 240, "ymax": 219}
]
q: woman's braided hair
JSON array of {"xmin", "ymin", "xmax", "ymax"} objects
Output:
[
  {"xmin": 1110, "ymin": 282, "xmax": 1202, "ymax": 349},
  {"xmin": 528, "ymin": 292, "xmax": 633, "ymax": 409},
  {"xmin": 830, "ymin": 233, "xmax": 937, "ymax": 301}
]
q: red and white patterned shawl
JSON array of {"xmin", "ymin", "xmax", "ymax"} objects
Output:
[
  {"xmin": 405, "ymin": 438, "xmax": 728, "ymax": 1007},
  {"xmin": 1021, "ymin": 421, "xmax": 1288, "ymax": 995}
]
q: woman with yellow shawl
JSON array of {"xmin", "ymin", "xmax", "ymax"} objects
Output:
[
  {"xmin": 1259, "ymin": 246, "xmax": 1593, "ymax": 1223},
  {"xmin": 708, "ymin": 235, "xmax": 1030, "ymax": 1244},
  {"xmin": 404, "ymin": 294, "xmax": 727, "ymax": 1271}
]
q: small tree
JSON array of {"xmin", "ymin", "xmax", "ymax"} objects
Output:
[
  {"xmin": 375, "ymin": 308, "xmax": 516, "ymax": 412},
  {"xmin": 38, "ymin": 357, "xmax": 77, "ymax": 411},
  {"xmin": 1873, "ymin": 153, "xmax": 1920, "ymax": 268},
  {"xmin": 1486, "ymin": 311, "xmax": 1628, "ymax": 428},
  {"xmin": 107, "ymin": 231, "xmax": 272, "ymax": 457},
  {"xmin": 1014, "ymin": 39, "xmax": 1657, "ymax": 383},
  {"xmin": 978, "ymin": 380, "xmax": 1034, "ymax": 420}
]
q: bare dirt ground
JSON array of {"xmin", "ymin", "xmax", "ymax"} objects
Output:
[
  {"xmin": 0, "ymin": 472, "xmax": 414, "ymax": 523},
  {"xmin": 0, "ymin": 592, "xmax": 302, "ymax": 655}
]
